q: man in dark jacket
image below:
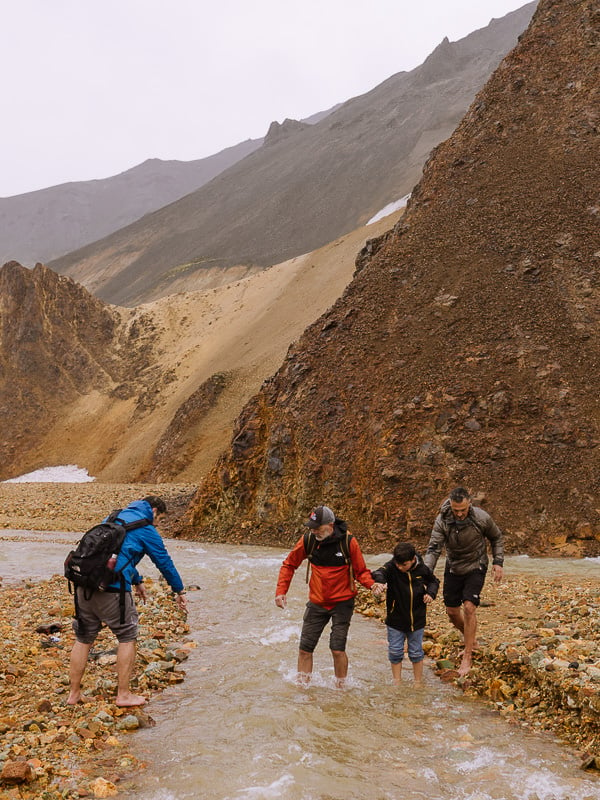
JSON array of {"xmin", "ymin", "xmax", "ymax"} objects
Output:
[
  {"xmin": 371, "ymin": 542, "xmax": 439, "ymax": 686},
  {"xmin": 275, "ymin": 505, "xmax": 377, "ymax": 687},
  {"xmin": 424, "ymin": 487, "xmax": 504, "ymax": 677},
  {"xmin": 67, "ymin": 496, "xmax": 188, "ymax": 707}
]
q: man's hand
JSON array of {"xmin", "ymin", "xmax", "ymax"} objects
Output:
[
  {"xmin": 175, "ymin": 592, "xmax": 188, "ymax": 611},
  {"xmin": 134, "ymin": 583, "xmax": 147, "ymax": 604},
  {"xmin": 371, "ymin": 582, "xmax": 386, "ymax": 597},
  {"xmin": 492, "ymin": 564, "xmax": 504, "ymax": 583},
  {"xmin": 275, "ymin": 594, "xmax": 287, "ymax": 609}
]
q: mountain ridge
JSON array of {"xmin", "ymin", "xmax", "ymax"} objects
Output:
[{"xmin": 49, "ymin": 3, "xmax": 537, "ymax": 306}]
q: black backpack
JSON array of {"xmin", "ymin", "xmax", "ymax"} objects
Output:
[
  {"xmin": 303, "ymin": 530, "xmax": 354, "ymax": 588},
  {"xmin": 64, "ymin": 510, "xmax": 152, "ymax": 622}
]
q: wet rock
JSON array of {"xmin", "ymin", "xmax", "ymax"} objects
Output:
[{"xmin": 115, "ymin": 715, "xmax": 140, "ymax": 731}]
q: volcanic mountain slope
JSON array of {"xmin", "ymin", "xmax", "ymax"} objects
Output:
[
  {"xmin": 50, "ymin": 4, "xmax": 536, "ymax": 306},
  {"xmin": 183, "ymin": 0, "xmax": 600, "ymax": 557},
  {"xmin": 0, "ymin": 212, "xmax": 400, "ymax": 483},
  {"xmin": 0, "ymin": 140, "xmax": 262, "ymax": 267}
]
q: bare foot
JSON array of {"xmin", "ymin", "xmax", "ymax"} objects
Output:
[
  {"xmin": 66, "ymin": 691, "xmax": 84, "ymax": 705},
  {"xmin": 457, "ymin": 655, "xmax": 472, "ymax": 677},
  {"xmin": 296, "ymin": 672, "xmax": 311, "ymax": 687},
  {"xmin": 115, "ymin": 692, "xmax": 146, "ymax": 707}
]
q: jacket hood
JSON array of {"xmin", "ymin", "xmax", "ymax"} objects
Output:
[
  {"xmin": 332, "ymin": 518, "xmax": 348, "ymax": 538},
  {"xmin": 125, "ymin": 499, "xmax": 153, "ymax": 520}
]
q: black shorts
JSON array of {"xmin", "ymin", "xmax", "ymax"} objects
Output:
[
  {"xmin": 299, "ymin": 599, "xmax": 355, "ymax": 653},
  {"xmin": 443, "ymin": 567, "xmax": 487, "ymax": 608}
]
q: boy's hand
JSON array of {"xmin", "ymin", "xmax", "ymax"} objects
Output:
[
  {"xmin": 423, "ymin": 593, "xmax": 433, "ymax": 604},
  {"xmin": 371, "ymin": 582, "xmax": 386, "ymax": 597}
]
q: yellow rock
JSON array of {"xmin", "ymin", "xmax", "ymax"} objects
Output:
[{"xmin": 90, "ymin": 777, "xmax": 118, "ymax": 797}]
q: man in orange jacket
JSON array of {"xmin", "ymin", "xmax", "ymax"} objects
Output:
[{"xmin": 275, "ymin": 505, "xmax": 381, "ymax": 687}]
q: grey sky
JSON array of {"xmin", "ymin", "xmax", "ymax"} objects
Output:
[{"xmin": 2, "ymin": 0, "xmax": 530, "ymax": 198}]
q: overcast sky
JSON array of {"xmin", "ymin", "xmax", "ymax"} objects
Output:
[{"xmin": 1, "ymin": 0, "xmax": 531, "ymax": 198}]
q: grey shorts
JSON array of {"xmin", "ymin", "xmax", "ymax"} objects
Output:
[
  {"xmin": 73, "ymin": 588, "xmax": 139, "ymax": 644},
  {"xmin": 299, "ymin": 599, "xmax": 354, "ymax": 653}
]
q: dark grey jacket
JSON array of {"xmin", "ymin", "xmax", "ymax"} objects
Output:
[{"xmin": 423, "ymin": 499, "xmax": 504, "ymax": 576}]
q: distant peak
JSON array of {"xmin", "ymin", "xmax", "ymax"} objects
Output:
[{"xmin": 264, "ymin": 118, "xmax": 310, "ymax": 146}]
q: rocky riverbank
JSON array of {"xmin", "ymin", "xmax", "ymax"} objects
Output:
[
  {"xmin": 0, "ymin": 573, "xmax": 193, "ymax": 798},
  {"xmin": 357, "ymin": 571, "xmax": 600, "ymax": 767}
]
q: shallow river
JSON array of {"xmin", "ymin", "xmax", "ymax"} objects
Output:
[{"xmin": 2, "ymin": 533, "xmax": 600, "ymax": 800}]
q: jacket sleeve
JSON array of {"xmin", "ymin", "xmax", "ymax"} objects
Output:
[
  {"xmin": 275, "ymin": 537, "xmax": 306, "ymax": 596},
  {"xmin": 423, "ymin": 566, "xmax": 440, "ymax": 599},
  {"xmin": 349, "ymin": 537, "xmax": 375, "ymax": 589},
  {"xmin": 483, "ymin": 513, "xmax": 504, "ymax": 566},
  {"xmin": 144, "ymin": 527, "xmax": 185, "ymax": 593},
  {"xmin": 423, "ymin": 513, "xmax": 446, "ymax": 572},
  {"xmin": 370, "ymin": 562, "xmax": 392, "ymax": 584}
]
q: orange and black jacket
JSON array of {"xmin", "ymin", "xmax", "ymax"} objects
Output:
[
  {"xmin": 370, "ymin": 554, "xmax": 439, "ymax": 632},
  {"xmin": 276, "ymin": 520, "xmax": 374, "ymax": 609}
]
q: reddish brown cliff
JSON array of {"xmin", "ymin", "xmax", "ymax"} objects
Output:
[{"xmin": 183, "ymin": 0, "xmax": 600, "ymax": 555}]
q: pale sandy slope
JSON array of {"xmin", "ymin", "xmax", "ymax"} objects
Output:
[{"xmin": 34, "ymin": 210, "xmax": 403, "ymax": 483}]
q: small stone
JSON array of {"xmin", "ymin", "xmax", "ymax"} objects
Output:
[{"xmin": 115, "ymin": 715, "xmax": 140, "ymax": 731}]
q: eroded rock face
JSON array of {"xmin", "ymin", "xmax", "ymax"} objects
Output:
[
  {"xmin": 0, "ymin": 261, "xmax": 163, "ymax": 480},
  {"xmin": 184, "ymin": 0, "xmax": 600, "ymax": 554}
]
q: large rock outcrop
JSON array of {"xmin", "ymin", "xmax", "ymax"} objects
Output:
[{"xmin": 183, "ymin": 0, "xmax": 600, "ymax": 556}]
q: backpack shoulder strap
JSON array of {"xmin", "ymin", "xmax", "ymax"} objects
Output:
[
  {"xmin": 342, "ymin": 533, "xmax": 355, "ymax": 588},
  {"xmin": 340, "ymin": 532, "xmax": 352, "ymax": 562},
  {"xmin": 304, "ymin": 531, "xmax": 316, "ymax": 583},
  {"xmin": 112, "ymin": 514, "xmax": 153, "ymax": 532},
  {"xmin": 122, "ymin": 517, "xmax": 153, "ymax": 532}
]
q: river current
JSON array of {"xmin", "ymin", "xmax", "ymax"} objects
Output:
[{"xmin": 1, "ymin": 532, "xmax": 600, "ymax": 799}]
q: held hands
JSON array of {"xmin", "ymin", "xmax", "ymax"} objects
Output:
[
  {"xmin": 275, "ymin": 594, "xmax": 287, "ymax": 609},
  {"xmin": 423, "ymin": 593, "xmax": 433, "ymax": 605},
  {"xmin": 371, "ymin": 582, "xmax": 386, "ymax": 597}
]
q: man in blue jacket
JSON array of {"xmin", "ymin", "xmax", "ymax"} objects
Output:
[{"xmin": 67, "ymin": 496, "xmax": 187, "ymax": 707}]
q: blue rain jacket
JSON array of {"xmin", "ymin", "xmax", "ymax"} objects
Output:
[{"xmin": 108, "ymin": 499, "xmax": 184, "ymax": 593}]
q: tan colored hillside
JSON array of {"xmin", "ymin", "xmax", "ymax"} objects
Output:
[{"xmin": 2, "ymin": 211, "xmax": 402, "ymax": 485}]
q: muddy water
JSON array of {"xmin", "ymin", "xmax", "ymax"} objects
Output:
[{"xmin": 2, "ymin": 533, "xmax": 600, "ymax": 799}]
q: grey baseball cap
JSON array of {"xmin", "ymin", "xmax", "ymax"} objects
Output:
[{"xmin": 305, "ymin": 505, "xmax": 335, "ymax": 529}]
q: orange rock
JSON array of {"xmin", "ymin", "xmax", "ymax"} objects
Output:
[{"xmin": 1, "ymin": 759, "xmax": 34, "ymax": 784}]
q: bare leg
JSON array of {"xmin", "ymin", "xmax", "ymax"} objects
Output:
[
  {"xmin": 115, "ymin": 640, "xmax": 146, "ymax": 706},
  {"xmin": 391, "ymin": 662, "xmax": 402, "ymax": 686},
  {"xmin": 446, "ymin": 605, "xmax": 465, "ymax": 635},
  {"xmin": 412, "ymin": 660, "xmax": 424, "ymax": 687},
  {"xmin": 457, "ymin": 601, "xmax": 477, "ymax": 676},
  {"xmin": 67, "ymin": 641, "xmax": 92, "ymax": 704},
  {"xmin": 331, "ymin": 650, "xmax": 348, "ymax": 688},
  {"xmin": 297, "ymin": 649, "xmax": 313, "ymax": 684}
]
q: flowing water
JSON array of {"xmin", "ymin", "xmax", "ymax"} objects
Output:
[{"xmin": 2, "ymin": 533, "xmax": 600, "ymax": 800}]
